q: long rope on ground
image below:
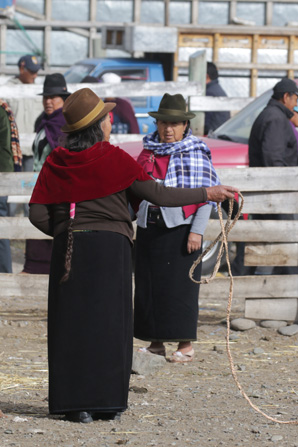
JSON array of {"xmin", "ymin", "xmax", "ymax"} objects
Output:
[{"xmin": 189, "ymin": 193, "xmax": 298, "ymax": 425}]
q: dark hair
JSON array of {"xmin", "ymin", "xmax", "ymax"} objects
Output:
[
  {"xmin": 207, "ymin": 62, "xmax": 218, "ymax": 80},
  {"xmin": 154, "ymin": 119, "xmax": 190, "ymax": 139},
  {"xmin": 272, "ymin": 91, "xmax": 296, "ymax": 101},
  {"xmin": 63, "ymin": 114, "xmax": 107, "ymax": 152},
  {"xmin": 42, "ymin": 94, "xmax": 68, "ymax": 100},
  {"xmin": 60, "ymin": 218, "xmax": 74, "ymax": 284},
  {"xmin": 60, "ymin": 114, "xmax": 107, "ymax": 282},
  {"xmin": 184, "ymin": 120, "xmax": 191, "ymax": 137},
  {"xmin": 154, "ymin": 119, "xmax": 188, "ymax": 126}
]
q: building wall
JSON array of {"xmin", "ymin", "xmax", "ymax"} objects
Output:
[{"xmin": 2, "ymin": 0, "xmax": 298, "ymax": 96}]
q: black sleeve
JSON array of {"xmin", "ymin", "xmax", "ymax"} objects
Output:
[
  {"xmin": 261, "ymin": 117, "xmax": 290, "ymax": 166},
  {"xmin": 29, "ymin": 203, "xmax": 54, "ymax": 236}
]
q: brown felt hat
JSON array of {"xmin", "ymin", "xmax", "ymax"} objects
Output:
[
  {"xmin": 61, "ymin": 88, "xmax": 116, "ymax": 133},
  {"xmin": 148, "ymin": 93, "xmax": 196, "ymax": 122}
]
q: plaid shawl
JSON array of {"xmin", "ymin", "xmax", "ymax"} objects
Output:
[
  {"xmin": 0, "ymin": 100, "xmax": 22, "ymax": 170},
  {"xmin": 143, "ymin": 129, "xmax": 221, "ymax": 206}
]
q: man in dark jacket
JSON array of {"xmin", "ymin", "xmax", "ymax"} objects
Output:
[
  {"xmin": 249, "ymin": 77, "xmax": 298, "ymax": 167},
  {"xmin": 204, "ymin": 62, "xmax": 230, "ymax": 135},
  {"xmin": 232, "ymin": 78, "xmax": 298, "ymax": 276}
]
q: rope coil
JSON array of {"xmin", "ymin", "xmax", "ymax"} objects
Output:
[{"xmin": 190, "ymin": 192, "xmax": 298, "ymax": 425}]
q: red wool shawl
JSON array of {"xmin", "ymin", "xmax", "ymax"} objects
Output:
[{"xmin": 30, "ymin": 141, "xmax": 151, "ymax": 205}]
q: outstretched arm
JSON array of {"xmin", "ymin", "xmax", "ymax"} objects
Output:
[{"xmin": 130, "ymin": 180, "xmax": 238, "ymax": 207}]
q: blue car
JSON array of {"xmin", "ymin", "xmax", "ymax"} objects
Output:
[{"xmin": 63, "ymin": 58, "xmax": 165, "ymax": 134}]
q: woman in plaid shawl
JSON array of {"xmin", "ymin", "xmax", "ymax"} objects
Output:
[{"xmin": 134, "ymin": 93, "xmax": 221, "ymax": 363}]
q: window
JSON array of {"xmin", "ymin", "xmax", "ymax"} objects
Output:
[
  {"xmin": 99, "ymin": 68, "xmax": 148, "ymax": 108},
  {"xmin": 64, "ymin": 64, "xmax": 96, "ymax": 83}
]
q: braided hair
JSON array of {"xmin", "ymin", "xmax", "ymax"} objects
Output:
[{"xmin": 60, "ymin": 116, "xmax": 107, "ymax": 282}]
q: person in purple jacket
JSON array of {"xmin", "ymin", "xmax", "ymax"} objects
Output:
[{"xmin": 290, "ymin": 105, "xmax": 298, "ymax": 150}]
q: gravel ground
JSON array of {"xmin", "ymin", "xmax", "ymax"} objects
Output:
[{"xmin": 1, "ymin": 242, "xmax": 298, "ymax": 446}]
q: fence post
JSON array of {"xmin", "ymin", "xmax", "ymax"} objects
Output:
[{"xmin": 189, "ymin": 49, "xmax": 206, "ymax": 136}]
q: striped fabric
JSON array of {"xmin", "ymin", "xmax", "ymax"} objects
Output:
[
  {"xmin": 0, "ymin": 100, "xmax": 22, "ymax": 170},
  {"xmin": 143, "ymin": 129, "xmax": 221, "ymax": 206}
]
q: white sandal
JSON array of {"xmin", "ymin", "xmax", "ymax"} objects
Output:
[
  {"xmin": 170, "ymin": 348, "xmax": 194, "ymax": 363},
  {"xmin": 137, "ymin": 346, "xmax": 166, "ymax": 357}
]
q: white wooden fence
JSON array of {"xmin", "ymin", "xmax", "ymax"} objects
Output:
[
  {"xmin": 0, "ymin": 81, "xmax": 253, "ymax": 146},
  {"xmin": 1, "ymin": 167, "xmax": 298, "ymax": 323},
  {"xmin": 0, "ymin": 81, "xmax": 297, "ymax": 321}
]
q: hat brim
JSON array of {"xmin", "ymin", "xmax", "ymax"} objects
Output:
[
  {"xmin": 38, "ymin": 89, "xmax": 72, "ymax": 97},
  {"xmin": 274, "ymin": 89, "xmax": 298, "ymax": 95},
  {"xmin": 148, "ymin": 111, "xmax": 196, "ymax": 122},
  {"xmin": 28, "ymin": 67, "xmax": 41, "ymax": 73},
  {"xmin": 61, "ymin": 101, "xmax": 116, "ymax": 133}
]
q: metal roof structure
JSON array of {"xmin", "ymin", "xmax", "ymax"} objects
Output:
[{"xmin": 1, "ymin": 0, "xmax": 298, "ymax": 96}]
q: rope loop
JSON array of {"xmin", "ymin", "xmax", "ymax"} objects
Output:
[{"xmin": 189, "ymin": 192, "xmax": 298, "ymax": 425}]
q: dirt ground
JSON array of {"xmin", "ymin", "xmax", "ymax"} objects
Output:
[{"xmin": 1, "ymin": 242, "xmax": 298, "ymax": 447}]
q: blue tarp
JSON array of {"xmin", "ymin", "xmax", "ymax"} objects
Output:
[
  {"xmin": 0, "ymin": 0, "xmax": 15, "ymax": 19},
  {"xmin": 0, "ymin": 0, "xmax": 14, "ymax": 8}
]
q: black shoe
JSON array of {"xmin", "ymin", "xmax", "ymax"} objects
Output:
[
  {"xmin": 65, "ymin": 411, "xmax": 93, "ymax": 423},
  {"xmin": 92, "ymin": 411, "xmax": 121, "ymax": 421}
]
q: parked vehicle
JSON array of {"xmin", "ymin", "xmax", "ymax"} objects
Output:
[
  {"xmin": 209, "ymin": 88, "xmax": 273, "ymax": 145},
  {"xmin": 63, "ymin": 57, "xmax": 165, "ymax": 134}
]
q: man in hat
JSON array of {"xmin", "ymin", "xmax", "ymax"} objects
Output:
[
  {"xmin": 7, "ymin": 54, "xmax": 41, "ymax": 85},
  {"xmin": 249, "ymin": 77, "xmax": 298, "ymax": 167},
  {"xmin": 6, "ymin": 55, "xmax": 42, "ymax": 200},
  {"xmin": 232, "ymin": 78, "xmax": 298, "ymax": 276}
]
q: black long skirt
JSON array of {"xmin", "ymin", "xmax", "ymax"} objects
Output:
[
  {"xmin": 134, "ymin": 224, "xmax": 202, "ymax": 342},
  {"xmin": 48, "ymin": 231, "xmax": 133, "ymax": 415},
  {"xmin": 23, "ymin": 239, "xmax": 52, "ymax": 274}
]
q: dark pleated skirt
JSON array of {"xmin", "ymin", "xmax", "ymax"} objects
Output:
[
  {"xmin": 23, "ymin": 239, "xmax": 52, "ymax": 274},
  {"xmin": 48, "ymin": 231, "xmax": 133, "ymax": 415},
  {"xmin": 134, "ymin": 224, "xmax": 202, "ymax": 342}
]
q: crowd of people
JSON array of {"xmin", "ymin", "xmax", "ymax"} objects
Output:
[
  {"xmin": 28, "ymin": 87, "xmax": 237, "ymax": 423},
  {"xmin": 1, "ymin": 54, "xmax": 297, "ymax": 423}
]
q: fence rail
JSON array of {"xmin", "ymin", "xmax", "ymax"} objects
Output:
[
  {"xmin": 1, "ymin": 166, "xmax": 297, "ymax": 322},
  {"xmin": 0, "ymin": 81, "xmax": 253, "ymax": 110},
  {"xmin": 0, "ymin": 81, "xmax": 254, "ymax": 145}
]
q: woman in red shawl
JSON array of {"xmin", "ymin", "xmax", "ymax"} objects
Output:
[{"xmin": 29, "ymin": 88, "xmax": 237, "ymax": 424}]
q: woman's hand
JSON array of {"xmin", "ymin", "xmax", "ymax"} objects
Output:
[
  {"xmin": 187, "ymin": 232, "xmax": 202, "ymax": 254},
  {"xmin": 206, "ymin": 185, "xmax": 239, "ymax": 202}
]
